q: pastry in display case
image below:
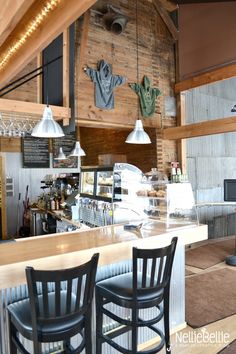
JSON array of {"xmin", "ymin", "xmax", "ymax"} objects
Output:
[
  {"xmin": 138, "ymin": 181, "xmax": 198, "ymax": 229},
  {"xmin": 132, "ymin": 168, "xmax": 198, "ymax": 228}
]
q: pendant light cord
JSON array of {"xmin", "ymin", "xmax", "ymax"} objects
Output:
[
  {"xmin": 136, "ymin": 0, "xmax": 139, "ymax": 84},
  {"xmin": 136, "ymin": 0, "xmax": 140, "ymax": 120},
  {"xmin": 46, "ymin": 61, "xmax": 49, "ymax": 106}
]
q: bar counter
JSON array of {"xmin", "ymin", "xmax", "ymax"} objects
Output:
[
  {"xmin": 0, "ymin": 222, "xmax": 207, "ymax": 353},
  {"xmin": 0, "ymin": 222, "xmax": 207, "ymax": 289}
]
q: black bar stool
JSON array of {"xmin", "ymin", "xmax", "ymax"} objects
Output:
[
  {"xmin": 95, "ymin": 237, "xmax": 177, "ymax": 354},
  {"xmin": 7, "ymin": 253, "xmax": 99, "ymax": 354}
]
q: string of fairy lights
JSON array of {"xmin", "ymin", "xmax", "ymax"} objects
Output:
[{"xmin": 0, "ymin": 0, "xmax": 61, "ymax": 69}]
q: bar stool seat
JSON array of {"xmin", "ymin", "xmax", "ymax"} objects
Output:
[
  {"xmin": 7, "ymin": 254, "xmax": 99, "ymax": 354},
  {"xmin": 8, "ymin": 291, "xmax": 83, "ymax": 341},
  {"xmin": 96, "ymin": 238, "xmax": 177, "ymax": 354},
  {"xmin": 97, "ymin": 272, "xmax": 164, "ymax": 305}
]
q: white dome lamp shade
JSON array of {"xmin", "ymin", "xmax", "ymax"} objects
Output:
[
  {"xmin": 31, "ymin": 106, "xmax": 65, "ymax": 138},
  {"xmin": 125, "ymin": 119, "xmax": 151, "ymax": 144},
  {"xmin": 55, "ymin": 147, "xmax": 67, "ymax": 160},
  {"xmin": 69, "ymin": 141, "xmax": 86, "ymax": 157}
]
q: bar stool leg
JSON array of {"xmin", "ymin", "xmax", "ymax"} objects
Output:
[
  {"xmin": 33, "ymin": 340, "xmax": 41, "ymax": 354},
  {"xmin": 85, "ymin": 308, "xmax": 92, "ymax": 354},
  {"xmin": 63, "ymin": 339, "xmax": 71, "ymax": 353},
  {"xmin": 8, "ymin": 320, "xmax": 17, "ymax": 354},
  {"xmin": 131, "ymin": 306, "xmax": 138, "ymax": 353},
  {"xmin": 96, "ymin": 291, "xmax": 103, "ymax": 354},
  {"xmin": 164, "ymin": 286, "xmax": 171, "ymax": 353}
]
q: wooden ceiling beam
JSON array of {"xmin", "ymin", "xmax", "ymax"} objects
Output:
[
  {"xmin": 162, "ymin": 116, "xmax": 236, "ymax": 140},
  {"xmin": 0, "ymin": 0, "xmax": 97, "ymax": 88},
  {"xmin": 153, "ymin": 0, "xmax": 178, "ymax": 41},
  {"xmin": 0, "ymin": 98, "xmax": 71, "ymax": 120},
  {"xmin": 0, "ymin": 0, "xmax": 36, "ymax": 47},
  {"xmin": 158, "ymin": 0, "xmax": 178, "ymax": 12},
  {"xmin": 77, "ymin": 119, "xmax": 148, "ymax": 130},
  {"xmin": 175, "ymin": 62, "xmax": 236, "ymax": 93}
]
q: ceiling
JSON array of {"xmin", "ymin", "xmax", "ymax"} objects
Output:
[
  {"xmin": 0, "ymin": 0, "xmax": 180, "ymax": 89},
  {"xmin": 172, "ymin": 0, "xmax": 234, "ymax": 3},
  {"xmin": 0, "ymin": 0, "xmax": 97, "ymax": 88}
]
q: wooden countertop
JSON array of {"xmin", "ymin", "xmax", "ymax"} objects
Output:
[{"xmin": 0, "ymin": 222, "xmax": 208, "ymax": 289}]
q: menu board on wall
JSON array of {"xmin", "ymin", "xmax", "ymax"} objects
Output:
[
  {"xmin": 22, "ymin": 136, "xmax": 50, "ymax": 168},
  {"xmin": 52, "ymin": 132, "xmax": 78, "ymax": 168}
]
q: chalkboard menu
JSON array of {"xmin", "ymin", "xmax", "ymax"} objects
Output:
[
  {"xmin": 53, "ymin": 132, "xmax": 78, "ymax": 168},
  {"xmin": 22, "ymin": 136, "xmax": 50, "ymax": 168}
]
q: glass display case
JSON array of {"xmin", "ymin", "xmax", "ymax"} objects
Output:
[
  {"xmin": 136, "ymin": 179, "xmax": 198, "ymax": 229},
  {"xmin": 79, "ymin": 165, "xmax": 198, "ymax": 229},
  {"xmin": 96, "ymin": 169, "xmax": 113, "ymax": 199},
  {"xmin": 80, "ymin": 164, "xmax": 142, "ymax": 202},
  {"xmin": 79, "ymin": 164, "xmax": 144, "ymax": 226},
  {"xmin": 166, "ymin": 183, "xmax": 198, "ymax": 226},
  {"xmin": 80, "ymin": 169, "xmax": 95, "ymax": 197}
]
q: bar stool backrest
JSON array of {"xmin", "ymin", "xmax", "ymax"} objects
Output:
[
  {"xmin": 132, "ymin": 237, "xmax": 177, "ymax": 298},
  {"xmin": 25, "ymin": 254, "xmax": 99, "ymax": 332}
]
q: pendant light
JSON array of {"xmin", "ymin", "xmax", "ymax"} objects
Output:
[
  {"xmin": 125, "ymin": 0, "xmax": 151, "ymax": 144},
  {"xmin": 31, "ymin": 62, "xmax": 65, "ymax": 138},
  {"xmin": 69, "ymin": 141, "xmax": 86, "ymax": 157},
  {"xmin": 55, "ymin": 147, "xmax": 67, "ymax": 160},
  {"xmin": 125, "ymin": 119, "xmax": 151, "ymax": 144}
]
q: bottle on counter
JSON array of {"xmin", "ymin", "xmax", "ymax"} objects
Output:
[
  {"xmin": 46, "ymin": 198, "xmax": 51, "ymax": 210},
  {"xmin": 50, "ymin": 197, "xmax": 56, "ymax": 211},
  {"xmin": 55, "ymin": 195, "xmax": 59, "ymax": 210}
]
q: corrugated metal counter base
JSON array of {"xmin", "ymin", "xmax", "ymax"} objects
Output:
[{"xmin": 0, "ymin": 245, "xmax": 184, "ymax": 354}]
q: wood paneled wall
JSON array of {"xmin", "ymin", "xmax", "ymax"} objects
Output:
[
  {"xmin": 80, "ymin": 127, "xmax": 157, "ymax": 173},
  {"xmin": 75, "ymin": 0, "xmax": 175, "ymax": 129},
  {"xmin": 76, "ymin": 0, "xmax": 177, "ymax": 173},
  {"xmin": 0, "ymin": 0, "xmax": 177, "ymax": 175}
]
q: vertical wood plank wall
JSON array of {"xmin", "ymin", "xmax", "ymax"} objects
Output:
[
  {"xmin": 75, "ymin": 0, "xmax": 177, "ymax": 173},
  {"xmin": 80, "ymin": 127, "xmax": 157, "ymax": 172},
  {"xmin": 0, "ymin": 0, "xmax": 177, "ymax": 175}
]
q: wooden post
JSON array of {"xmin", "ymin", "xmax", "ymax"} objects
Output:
[
  {"xmin": 74, "ymin": 11, "xmax": 91, "ymax": 124},
  {"xmin": 177, "ymin": 93, "xmax": 187, "ymax": 174},
  {"xmin": 63, "ymin": 28, "xmax": 70, "ymax": 126}
]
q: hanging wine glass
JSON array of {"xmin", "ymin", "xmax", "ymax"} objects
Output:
[
  {"xmin": 8, "ymin": 118, "xmax": 14, "ymax": 137},
  {"xmin": 0, "ymin": 113, "xmax": 3, "ymax": 136},
  {"xmin": 2, "ymin": 118, "xmax": 9, "ymax": 136},
  {"xmin": 16, "ymin": 120, "xmax": 23, "ymax": 137}
]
